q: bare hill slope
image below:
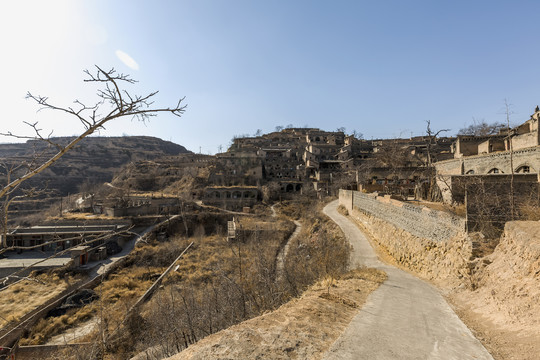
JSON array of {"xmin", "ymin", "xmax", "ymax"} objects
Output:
[{"xmin": 0, "ymin": 136, "xmax": 190, "ymax": 196}]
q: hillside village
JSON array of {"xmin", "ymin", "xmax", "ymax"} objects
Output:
[
  {"xmin": 109, "ymin": 127, "xmax": 455, "ymax": 211},
  {"xmin": 0, "ymin": 107, "xmax": 539, "ymax": 359},
  {"xmin": 5, "ymin": 1, "xmax": 540, "ymax": 358}
]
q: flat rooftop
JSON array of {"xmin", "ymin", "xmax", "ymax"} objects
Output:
[{"xmin": 0, "ymin": 251, "xmax": 71, "ymax": 269}]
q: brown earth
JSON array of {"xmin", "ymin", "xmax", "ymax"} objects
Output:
[
  {"xmin": 0, "ymin": 273, "xmax": 79, "ymax": 328},
  {"xmin": 448, "ymin": 221, "xmax": 540, "ymax": 360},
  {"xmin": 162, "ymin": 268, "xmax": 386, "ymax": 360}
]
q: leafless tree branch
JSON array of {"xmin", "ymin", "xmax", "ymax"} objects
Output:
[
  {"xmin": 0, "ymin": 66, "xmax": 187, "ymax": 202},
  {"xmin": 1, "ymin": 65, "xmax": 186, "ymax": 249}
]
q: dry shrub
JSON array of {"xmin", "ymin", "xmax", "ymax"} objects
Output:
[
  {"xmin": 275, "ymin": 199, "xmax": 316, "ymax": 220},
  {"xmin": 518, "ymin": 200, "xmax": 540, "ymax": 221},
  {"xmin": 337, "ymin": 204, "xmax": 349, "ymax": 216},
  {"xmin": 110, "ymin": 214, "xmax": 298, "ymax": 358},
  {"xmin": 450, "ymin": 203, "xmax": 466, "ymax": 217},
  {"xmin": 340, "ymin": 267, "xmax": 387, "ymax": 283},
  {"xmin": 0, "ymin": 273, "xmax": 77, "ymax": 328},
  {"xmin": 283, "ymin": 201, "xmax": 351, "ymax": 297}
]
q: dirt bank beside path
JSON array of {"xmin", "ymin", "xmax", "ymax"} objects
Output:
[
  {"xmin": 448, "ymin": 221, "xmax": 540, "ymax": 360},
  {"xmin": 339, "ymin": 196, "xmax": 540, "ymax": 360}
]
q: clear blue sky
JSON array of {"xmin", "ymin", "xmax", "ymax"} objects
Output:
[{"xmin": 2, "ymin": 0, "xmax": 540, "ymax": 154}]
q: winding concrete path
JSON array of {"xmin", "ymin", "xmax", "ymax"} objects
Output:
[{"xmin": 322, "ymin": 200, "xmax": 493, "ymax": 360}]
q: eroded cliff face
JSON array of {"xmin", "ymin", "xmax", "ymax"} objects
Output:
[
  {"xmin": 460, "ymin": 221, "xmax": 540, "ymax": 331},
  {"xmin": 446, "ymin": 221, "xmax": 540, "ymax": 359}
]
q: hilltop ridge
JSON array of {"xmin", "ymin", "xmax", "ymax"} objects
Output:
[{"xmin": 0, "ymin": 136, "xmax": 190, "ymax": 196}]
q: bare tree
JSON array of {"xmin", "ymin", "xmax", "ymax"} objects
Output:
[
  {"xmin": 0, "ymin": 65, "xmax": 186, "ymax": 248},
  {"xmin": 422, "ymin": 120, "xmax": 449, "ymax": 201},
  {"xmin": 425, "ymin": 120, "xmax": 450, "ymax": 168},
  {"xmin": 352, "ymin": 130, "xmax": 363, "ymax": 140},
  {"xmin": 458, "ymin": 118, "xmax": 507, "ymax": 136},
  {"xmin": 503, "ymin": 99, "xmax": 515, "ymax": 220}
]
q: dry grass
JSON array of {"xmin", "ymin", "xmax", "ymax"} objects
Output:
[
  {"xmin": 164, "ymin": 236, "xmax": 235, "ymax": 287},
  {"xmin": 19, "ymin": 264, "xmax": 164, "ymax": 346},
  {"xmin": 237, "ymin": 216, "xmax": 294, "ymax": 231},
  {"xmin": 410, "ymin": 200, "xmax": 466, "ymax": 217},
  {"xmin": 340, "ymin": 266, "xmax": 388, "ymax": 283},
  {"xmin": 49, "ymin": 213, "xmax": 118, "ymax": 220},
  {"xmin": 518, "ymin": 203, "xmax": 540, "ymax": 221},
  {"xmin": 0, "ymin": 273, "xmax": 79, "ymax": 328},
  {"xmin": 337, "ymin": 204, "xmax": 349, "ymax": 216}
]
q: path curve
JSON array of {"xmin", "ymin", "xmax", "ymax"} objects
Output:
[
  {"xmin": 275, "ymin": 220, "xmax": 301, "ymax": 281},
  {"xmin": 322, "ymin": 200, "xmax": 493, "ymax": 360}
]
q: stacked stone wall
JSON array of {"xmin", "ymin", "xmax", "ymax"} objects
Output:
[
  {"xmin": 340, "ymin": 190, "xmax": 465, "ymax": 242},
  {"xmin": 339, "ymin": 189, "xmax": 471, "ymax": 287}
]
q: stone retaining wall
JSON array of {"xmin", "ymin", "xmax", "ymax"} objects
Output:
[
  {"xmin": 339, "ymin": 190, "xmax": 472, "ymax": 287},
  {"xmin": 339, "ymin": 190, "xmax": 465, "ymax": 242}
]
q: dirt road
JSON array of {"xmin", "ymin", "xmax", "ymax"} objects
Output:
[{"xmin": 322, "ymin": 201, "xmax": 493, "ymax": 360}]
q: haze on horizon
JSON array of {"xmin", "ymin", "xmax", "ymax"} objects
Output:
[{"xmin": 1, "ymin": 0, "xmax": 539, "ymax": 154}]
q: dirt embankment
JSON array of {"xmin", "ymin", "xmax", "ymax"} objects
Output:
[
  {"xmin": 348, "ymin": 207, "xmax": 540, "ymax": 360},
  {"xmin": 450, "ymin": 221, "xmax": 540, "ymax": 360},
  {"xmin": 161, "ymin": 268, "xmax": 386, "ymax": 360}
]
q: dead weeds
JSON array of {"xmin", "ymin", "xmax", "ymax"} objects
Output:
[{"xmin": 0, "ymin": 272, "xmax": 80, "ymax": 329}]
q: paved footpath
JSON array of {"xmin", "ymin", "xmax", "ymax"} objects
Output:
[{"xmin": 322, "ymin": 200, "xmax": 493, "ymax": 360}]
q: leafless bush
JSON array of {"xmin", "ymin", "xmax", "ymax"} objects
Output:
[
  {"xmin": 337, "ymin": 204, "xmax": 349, "ymax": 216},
  {"xmin": 517, "ymin": 198, "xmax": 540, "ymax": 221},
  {"xmin": 282, "ymin": 203, "xmax": 350, "ymax": 297},
  {"xmin": 23, "ymin": 202, "xmax": 350, "ymax": 359},
  {"xmin": 466, "ymin": 178, "xmax": 539, "ymax": 238}
]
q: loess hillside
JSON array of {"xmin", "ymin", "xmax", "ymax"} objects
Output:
[{"xmin": 0, "ymin": 136, "xmax": 190, "ymax": 196}]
